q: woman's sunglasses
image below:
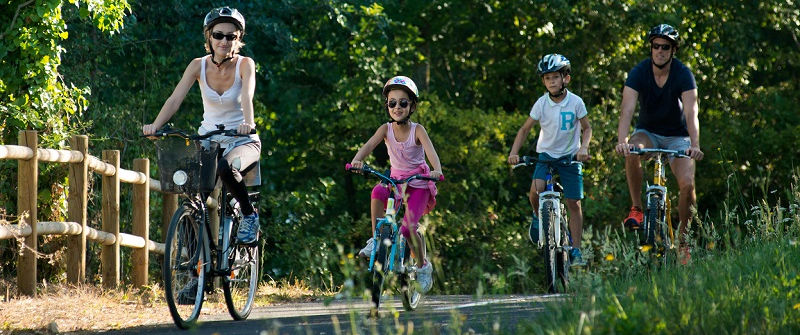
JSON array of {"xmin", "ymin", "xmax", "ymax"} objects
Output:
[
  {"xmin": 387, "ymin": 99, "xmax": 410, "ymax": 109},
  {"xmin": 212, "ymin": 32, "xmax": 238, "ymax": 41}
]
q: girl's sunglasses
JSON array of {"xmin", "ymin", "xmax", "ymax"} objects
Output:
[
  {"xmin": 212, "ymin": 32, "xmax": 238, "ymax": 41},
  {"xmin": 387, "ymin": 99, "xmax": 410, "ymax": 109}
]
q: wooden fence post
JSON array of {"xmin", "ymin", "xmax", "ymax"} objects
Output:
[
  {"xmin": 162, "ymin": 193, "xmax": 177, "ymax": 240},
  {"xmin": 101, "ymin": 150, "xmax": 120, "ymax": 289},
  {"xmin": 17, "ymin": 130, "xmax": 38, "ymax": 296},
  {"xmin": 67, "ymin": 135, "xmax": 89, "ymax": 284},
  {"xmin": 132, "ymin": 158, "xmax": 149, "ymax": 288}
]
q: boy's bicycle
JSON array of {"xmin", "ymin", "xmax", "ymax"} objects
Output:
[
  {"xmin": 513, "ymin": 155, "xmax": 580, "ymax": 293},
  {"xmin": 147, "ymin": 125, "xmax": 260, "ymax": 329},
  {"xmin": 627, "ymin": 147, "xmax": 689, "ymax": 256},
  {"xmin": 345, "ymin": 163, "xmax": 442, "ymax": 312}
]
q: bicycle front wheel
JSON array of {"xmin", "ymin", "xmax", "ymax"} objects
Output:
[
  {"xmin": 163, "ymin": 204, "xmax": 206, "ymax": 329},
  {"xmin": 223, "ymin": 206, "xmax": 260, "ymax": 320},
  {"xmin": 555, "ymin": 211, "xmax": 570, "ymax": 292},
  {"xmin": 400, "ymin": 242, "xmax": 421, "ymax": 311},
  {"xmin": 540, "ymin": 201, "xmax": 558, "ymax": 293},
  {"xmin": 370, "ymin": 223, "xmax": 392, "ymax": 309}
]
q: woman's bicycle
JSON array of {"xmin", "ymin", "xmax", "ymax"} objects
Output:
[
  {"xmin": 345, "ymin": 163, "xmax": 442, "ymax": 313},
  {"xmin": 513, "ymin": 155, "xmax": 580, "ymax": 293},
  {"xmin": 147, "ymin": 125, "xmax": 260, "ymax": 329},
  {"xmin": 628, "ymin": 148, "xmax": 689, "ymax": 257}
]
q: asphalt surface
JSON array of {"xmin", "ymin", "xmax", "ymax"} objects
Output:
[{"xmin": 83, "ymin": 294, "xmax": 564, "ymax": 334}]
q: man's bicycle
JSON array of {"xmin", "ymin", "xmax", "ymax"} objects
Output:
[
  {"xmin": 147, "ymin": 125, "xmax": 261, "ymax": 329},
  {"xmin": 345, "ymin": 163, "xmax": 442, "ymax": 312},
  {"xmin": 513, "ymin": 155, "xmax": 580, "ymax": 293},
  {"xmin": 628, "ymin": 148, "xmax": 688, "ymax": 256}
]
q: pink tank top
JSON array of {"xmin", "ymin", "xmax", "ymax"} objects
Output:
[{"xmin": 386, "ymin": 122, "xmax": 429, "ymax": 189}]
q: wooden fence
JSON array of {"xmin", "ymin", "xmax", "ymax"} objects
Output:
[{"xmin": 0, "ymin": 130, "xmax": 178, "ymax": 296}]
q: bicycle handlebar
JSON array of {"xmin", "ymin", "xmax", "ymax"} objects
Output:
[
  {"xmin": 142, "ymin": 124, "xmax": 256, "ymax": 140},
  {"xmin": 629, "ymin": 147, "xmax": 689, "ymax": 158},
  {"xmin": 345, "ymin": 163, "xmax": 445, "ymax": 183},
  {"xmin": 512, "ymin": 155, "xmax": 582, "ymax": 170}
]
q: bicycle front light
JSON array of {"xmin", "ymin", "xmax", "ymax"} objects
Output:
[{"xmin": 173, "ymin": 170, "xmax": 189, "ymax": 186}]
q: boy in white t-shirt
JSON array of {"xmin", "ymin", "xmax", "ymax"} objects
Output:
[{"xmin": 507, "ymin": 54, "xmax": 593, "ymax": 266}]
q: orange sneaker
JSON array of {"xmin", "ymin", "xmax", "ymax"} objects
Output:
[
  {"xmin": 624, "ymin": 206, "xmax": 644, "ymax": 230},
  {"xmin": 679, "ymin": 246, "xmax": 692, "ymax": 265}
]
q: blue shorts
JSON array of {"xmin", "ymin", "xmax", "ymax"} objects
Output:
[
  {"xmin": 532, "ymin": 153, "xmax": 584, "ymax": 200},
  {"xmin": 632, "ymin": 128, "xmax": 690, "ymax": 152}
]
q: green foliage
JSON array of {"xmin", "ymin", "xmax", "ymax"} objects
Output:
[{"xmin": 2, "ymin": 0, "xmax": 799, "ymax": 296}]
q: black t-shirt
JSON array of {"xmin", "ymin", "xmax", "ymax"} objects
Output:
[{"xmin": 624, "ymin": 58, "xmax": 697, "ymax": 136}]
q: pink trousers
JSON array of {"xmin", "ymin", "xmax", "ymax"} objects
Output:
[{"xmin": 371, "ymin": 184, "xmax": 431, "ymax": 238}]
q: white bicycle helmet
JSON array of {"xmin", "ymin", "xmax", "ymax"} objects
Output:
[{"xmin": 382, "ymin": 76, "xmax": 419, "ymax": 102}]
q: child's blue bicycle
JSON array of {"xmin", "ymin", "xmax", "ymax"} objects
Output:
[
  {"xmin": 346, "ymin": 163, "xmax": 442, "ymax": 312},
  {"xmin": 513, "ymin": 155, "xmax": 581, "ymax": 293}
]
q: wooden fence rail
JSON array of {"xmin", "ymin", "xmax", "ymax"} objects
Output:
[{"xmin": 0, "ymin": 130, "xmax": 173, "ymax": 296}]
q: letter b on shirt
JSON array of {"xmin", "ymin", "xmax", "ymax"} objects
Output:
[{"xmin": 561, "ymin": 111, "xmax": 576, "ymax": 130}]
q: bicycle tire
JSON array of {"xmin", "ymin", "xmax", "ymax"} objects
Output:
[
  {"xmin": 370, "ymin": 222, "xmax": 391, "ymax": 309},
  {"xmin": 642, "ymin": 194, "xmax": 661, "ymax": 247},
  {"xmin": 401, "ymin": 242, "xmax": 421, "ymax": 311},
  {"xmin": 555, "ymin": 210, "xmax": 570, "ymax": 292},
  {"xmin": 540, "ymin": 201, "xmax": 558, "ymax": 293},
  {"xmin": 223, "ymin": 198, "xmax": 260, "ymax": 320},
  {"xmin": 163, "ymin": 204, "xmax": 206, "ymax": 329}
]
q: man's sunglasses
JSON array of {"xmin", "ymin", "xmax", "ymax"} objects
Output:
[
  {"xmin": 387, "ymin": 99, "xmax": 410, "ymax": 109},
  {"xmin": 651, "ymin": 43, "xmax": 673, "ymax": 51},
  {"xmin": 212, "ymin": 32, "xmax": 238, "ymax": 41}
]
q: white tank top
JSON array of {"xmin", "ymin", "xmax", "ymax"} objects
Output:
[{"xmin": 199, "ymin": 55, "xmax": 244, "ymax": 133}]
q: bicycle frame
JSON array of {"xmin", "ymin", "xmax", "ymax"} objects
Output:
[
  {"xmin": 149, "ymin": 125, "xmax": 260, "ymax": 328},
  {"xmin": 513, "ymin": 156, "xmax": 578, "ymax": 249},
  {"xmin": 630, "ymin": 148, "xmax": 689, "ymax": 249},
  {"xmin": 346, "ymin": 163, "xmax": 442, "ymax": 311}
]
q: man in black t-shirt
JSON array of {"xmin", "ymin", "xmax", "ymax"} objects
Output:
[{"xmin": 615, "ymin": 24, "xmax": 704, "ymax": 262}]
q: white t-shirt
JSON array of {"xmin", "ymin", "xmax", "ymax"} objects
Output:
[{"xmin": 529, "ymin": 90, "xmax": 588, "ymax": 157}]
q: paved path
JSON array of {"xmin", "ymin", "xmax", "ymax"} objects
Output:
[{"xmin": 86, "ymin": 294, "xmax": 564, "ymax": 334}]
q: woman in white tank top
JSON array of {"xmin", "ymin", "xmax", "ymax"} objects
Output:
[{"xmin": 142, "ymin": 7, "xmax": 261, "ymax": 245}]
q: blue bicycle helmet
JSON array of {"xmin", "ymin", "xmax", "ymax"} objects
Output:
[{"xmin": 537, "ymin": 54, "xmax": 571, "ymax": 77}]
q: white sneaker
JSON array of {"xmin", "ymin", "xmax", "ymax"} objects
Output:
[
  {"xmin": 358, "ymin": 238, "xmax": 375, "ymax": 258},
  {"xmin": 416, "ymin": 261, "xmax": 433, "ymax": 294}
]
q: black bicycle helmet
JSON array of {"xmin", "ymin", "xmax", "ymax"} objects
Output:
[
  {"xmin": 203, "ymin": 6, "xmax": 245, "ymax": 33},
  {"xmin": 648, "ymin": 23, "xmax": 679, "ymax": 46},
  {"xmin": 537, "ymin": 54, "xmax": 571, "ymax": 77}
]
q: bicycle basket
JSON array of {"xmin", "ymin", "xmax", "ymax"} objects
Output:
[{"xmin": 155, "ymin": 137, "xmax": 219, "ymax": 193}]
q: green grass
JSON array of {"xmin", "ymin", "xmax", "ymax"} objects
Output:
[{"xmin": 521, "ymin": 235, "xmax": 800, "ymax": 334}]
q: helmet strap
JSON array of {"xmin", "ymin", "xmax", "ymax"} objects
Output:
[{"xmin": 548, "ymin": 82, "xmax": 567, "ymax": 98}]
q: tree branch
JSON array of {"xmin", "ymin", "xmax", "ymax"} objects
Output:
[{"xmin": 0, "ymin": 0, "xmax": 35, "ymax": 41}]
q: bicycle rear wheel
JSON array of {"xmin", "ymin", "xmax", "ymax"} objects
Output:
[
  {"xmin": 163, "ymin": 204, "xmax": 206, "ymax": 329},
  {"xmin": 370, "ymin": 221, "xmax": 392, "ymax": 309},
  {"xmin": 223, "ymin": 199, "xmax": 260, "ymax": 320},
  {"xmin": 540, "ymin": 201, "xmax": 558, "ymax": 293},
  {"xmin": 400, "ymin": 241, "xmax": 421, "ymax": 311}
]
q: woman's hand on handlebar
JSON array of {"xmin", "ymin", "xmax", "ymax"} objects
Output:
[
  {"xmin": 237, "ymin": 122, "xmax": 256, "ymax": 135},
  {"xmin": 142, "ymin": 124, "xmax": 158, "ymax": 136},
  {"xmin": 429, "ymin": 170, "xmax": 443, "ymax": 180}
]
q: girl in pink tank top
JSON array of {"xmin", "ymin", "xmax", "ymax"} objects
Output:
[{"xmin": 349, "ymin": 76, "xmax": 443, "ymax": 294}]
